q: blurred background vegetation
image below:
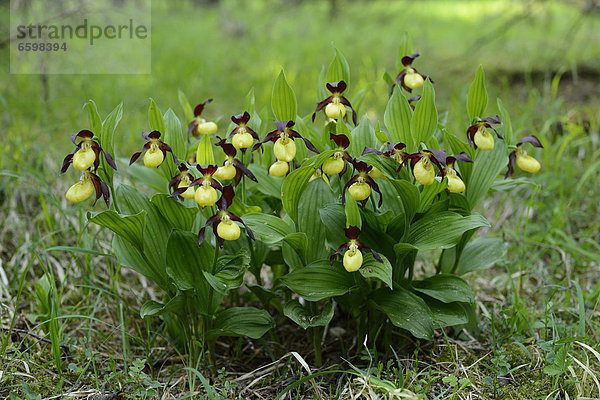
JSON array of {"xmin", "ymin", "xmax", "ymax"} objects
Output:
[{"xmin": 1, "ymin": 0, "xmax": 599, "ymax": 162}]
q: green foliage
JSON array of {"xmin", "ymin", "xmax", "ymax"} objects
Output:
[{"xmin": 58, "ymin": 47, "xmax": 544, "ymax": 366}]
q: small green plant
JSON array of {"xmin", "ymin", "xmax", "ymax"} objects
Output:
[{"xmin": 57, "ymin": 44, "xmax": 544, "ymax": 372}]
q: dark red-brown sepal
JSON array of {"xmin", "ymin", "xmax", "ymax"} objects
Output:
[
  {"xmin": 286, "ymin": 121, "xmax": 320, "ymax": 154},
  {"xmin": 89, "ymin": 171, "xmax": 110, "ymax": 208}
]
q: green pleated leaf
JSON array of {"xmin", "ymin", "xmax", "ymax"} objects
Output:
[
  {"xmin": 406, "ymin": 211, "xmax": 489, "ymax": 251},
  {"xmin": 284, "ymin": 300, "xmax": 334, "ymax": 330},
  {"xmin": 242, "ymin": 212, "xmax": 292, "ymax": 244},
  {"xmin": 195, "ymin": 133, "xmax": 215, "ymax": 165},
  {"xmin": 411, "ymin": 79, "xmax": 437, "ymax": 144},
  {"xmin": 87, "ymin": 210, "xmax": 145, "ymax": 248},
  {"xmin": 351, "ymin": 84, "xmax": 372, "ymax": 114},
  {"xmin": 248, "ymin": 164, "xmax": 283, "ymax": 198},
  {"xmin": 395, "ymin": 32, "xmax": 412, "ymax": 72},
  {"xmin": 151, "ymin": 194, "xmax": 198, "ymax": 232},
  {"xmin": 116, "ymin": 184, "xmax": 171, "ymax": 274},
  {"xmin": 148, "ymin": 98, "xmax": 166, "ymax": 133},
  {"xmin": 210, "ymin": 307, "xmax": 275, "ymax": 339},
  {"xmin": 418, "ymin": 179, "xmax": 448, "ymax": 213},
  {"xmin": 271, "ymin": 69, "xmax": 297, "ymax": 122},
  {"xmin": 412, "ymin": 274, "xmax": 474, "ymax": 303},
  {"xmin": 283, "ymin": 232, "xmax": 308, "ymax": 255},
  {"xmin": 455, "ymin": 236, "xmax": 508, "ymax": 275},
  {"xmin": 163, "ymin": 108, "xmax": 186, "ymax": 164},
  {"xmin": 46, "ymin": 246, "xmax": 112, "ymax": 257},
  {"xmin": 299, "ymin": 179, "xmax": 335, "ymax": 263},
  {"xmin": 140, "ymin": 294, "xmax": 186, "ymax": 318},
  {"xmin": 421, "ymin": 296, "xmax": 470, "ymax": 328},
  {"xmin": 350, "ymin": 116, "xmax": 376, "ymax": 158},
  {"xmin": 497, "ymin": 98, "xmax": 513, "ymax": 145},
  {"xmin": 390, "ymin": 179, "xmax": 420, "ymax": 225},
  {"xmin": 98, "ymin": 102, "xmax": 122, "ymax": 187},
  {"xmin": 85, "ymin": 100, "xmax": 102, "ymax": 136},
  {"xmin": 326, "ymin": 46, "xmax": 350, "ymax": 85},
  {"xmin": 467, "ymin": 65, "xmax": 487, "ymax": 121},
  {"xmin": 203, "ymin": 249, "xmax": 250, "ymax": 294},
  {"xmin": 166, "ymin": 229, "xmax": 213, "ymax": 291},
  {"xmin": 178, "ymin": 89, "xmax": 194, "ymax": 123},
  {"xmin": 113, "ymin": 235, "xmax": 170, "ymax": 290},
  {"xmin": 442, "ymin": 130, "xmax": 474, "ymax": 185},
  {"xmin": 227, "ymin": 198, "xmax": 261, "ymax": 217},
  {"xmin": 344, "ymin": 196, "xmax": 362, "ymax": 229},
  {"xmin": 280, "ymin": 261, "xmax": 357, "ymax": 302},
  {"xmin": 358, "ymin": 153, "xmax": 399, "ymax": 180},
  {"xmin": 466, "ymin": 140, "xmax": 508, "ymax": 208},
  {"xmin": 384, "ymin": 90, "xmax": 413, "ymax": 150},
  {"xmin": 359, "ymin": 252, "xmax": 393, "ymax": 289},
  {"xmin": 371, "ymin": 287, "xmax": 435, "ymax": 340},
  {"xmin": 281, "ymin": 165, "xmax": 316, "ymax": 222}
]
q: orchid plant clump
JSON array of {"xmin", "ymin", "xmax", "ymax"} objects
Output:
[{"xmin": 59, "ymin": 46, "xmax": 543, "ymax": 366}]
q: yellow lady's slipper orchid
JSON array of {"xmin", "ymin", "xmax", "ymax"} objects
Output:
[
  {"xmin": 188, "ymin": 99, "xmax": 217, "ymax": 140},
  {"xmin": 143, "ymin": 143, "xmax": 165, "ymax": 168},
  {"xmin": 196, "ymin": 121, "xmax": 218, "ymax": 135},
  {"xmin": 413, "ymin": 157, "xmax": 435, "ymax": 185},
  {"xmin": 403, "ymin": 68, "xmax": 425, "ymax": 90},
  {"xmin": 473, "ymin": 128, "xmax": 495, "ymax": 151},
  {"xmin": 65, "ymin": 173, "xmax": 95, "ymax": 203},
  {"xmin": 198, "ymin": 185, "xmax": 255, "ymax": 248},
  {"xmin": 269, "ymin": 161, "xmax": 289, "ymax": 177},
  {"xmin": 446, "ymin": 168, "xmax": 466, "ymax": 193},
  {"xmin": 394, "ymin": 52, "xmax": 429, "ymax": 93},
  {"xmin": 348, "ymin": 181, "xmax": 371, "ymax": 201},
  {"xmin": 516, "ymin": 152, "xmax": 541, "ymax": 173},
  {"xmin": 309, "ymin": 169, "xmax": 330, "ymax": 184},
  {"xmin": 130, "ymin": 130, "xmax": 177, "ymax": 169},
  {"xmin": 216, "ymin": 215, "xmax": 241, "ymax": 241},
  {"xmin": 325, "ymin": 101, "xmax": 346, "ymax": 120},
  {"xmin": 227, "ymin": 112, "xmax": 259, "ymax": 151},
  {"xmin": 64, "ymin": 170, "xmax": 110, "ymax": 207},
  {"xmin": 170, "ymin": 164, "xmax": 224, "ymax": 204},
  {"xmin": 322, "ymin": 153, "xmax": 345, "ymax": 175},
  {"xmin": 330, "ymin": 226, "xmax": 383, "ymax": 273},
  {"xmin": 252, "ymin": 120, "xmax": 319, "ymax": 163},
  {"xmin": 506, "ymin": 135, "xmax": 543, "ymax": 177},
  {"xmin": 343, "ymin": 160, "xmax": 382, "ymax": 207},
  {"xmin": 322, "ymin": 133, "xmax": 351, "ymax": 176},
  {"xmin": 467, "ymin": 116, "xmax": 502, "ymax": 151},
  {"xmin": 343, "ymin": 242, "xmax": 363, "ymax": 272},
  {"xmin": 232, "ymin": 131, "xmax": 253, "ymax": 149},
  {"xmin": 312, "ymin": 81, "xmax": 357, "ymax": 125},
  {"xmin": 273, "ymin": 137, "xmax": 297, "ymax": 162},
  {"xmin": 407, "ymin": 149, "xmax": 446, "ymax": 186},
  {"xmin": 177, "ymin": 180, "xmax": 196, "ymax": 199},
  {"xmin": 195, "ymin": 184, "xmax": 218, "ymax": 207},
  {"xmin": 61, "ymin": 130, "xmax": 117, "ymax": 175},
  {"xmin": 72, "ymin": 145, "xmax": 96, "ymax": 171},
  {"xmin": 214, "ymin": 163, "xmax": 237, "ymax": 181}
]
